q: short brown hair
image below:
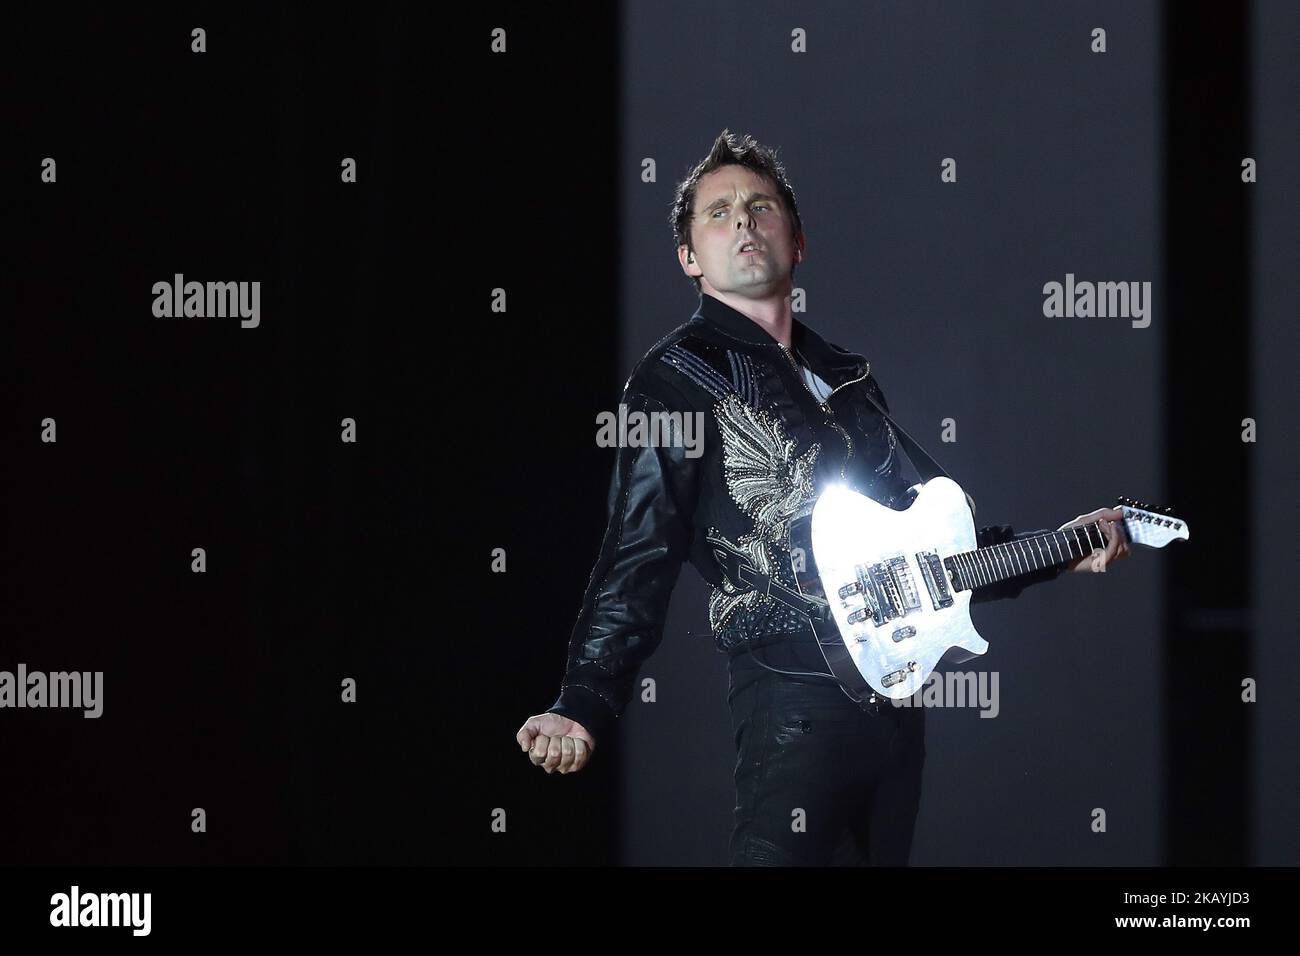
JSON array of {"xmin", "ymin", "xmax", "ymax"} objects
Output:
[{"xmin": 669, "ymin": 128, "xmax": 804, "ymax": 293}]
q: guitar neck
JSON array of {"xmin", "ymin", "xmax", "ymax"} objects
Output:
[{"xmin": 947, "ymin": 522, "xmax": 1108, "ymax": 592}]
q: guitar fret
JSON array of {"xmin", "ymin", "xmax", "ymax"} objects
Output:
[{"xmin": 954, "ymin": 518, "xmax": 1113, "ymax": 596}]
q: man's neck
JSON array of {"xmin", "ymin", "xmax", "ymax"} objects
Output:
[{"xmin": 703, "ymin": 290, "xmax": 794, "ymax": 349}]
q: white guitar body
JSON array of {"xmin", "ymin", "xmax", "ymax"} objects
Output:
[
  {"xmin": 783, "ymin": 477, "xmax": 1189, "ymax": 705},
  {"xmin": 811, "ymin": 478, "xmax": 984, "ymax": 701}
]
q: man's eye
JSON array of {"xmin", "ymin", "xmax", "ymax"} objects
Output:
[{"xmin": 711, "ymin": 203, "xmax": 769, "ymax": 218}]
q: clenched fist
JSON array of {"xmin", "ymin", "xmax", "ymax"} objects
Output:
[{"xmin": 517, "ymin": 713, "xmax": 596, "ymax": 774}]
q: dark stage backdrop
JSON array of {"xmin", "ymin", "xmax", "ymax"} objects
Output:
[
  {"xmin": 4, "ymin": 6, "xmax": 437, "ymax": 864},
  {"xmin": 1250, "ymin": 0, "xmax": 1300, "ymax": 868},
  {"xmin": 2, "ymin": 5, "xmax": 627, "ymax": 866},
  {"xmin": 3, "ymin": 1, "xmax": 1296, "ymax": 872}
]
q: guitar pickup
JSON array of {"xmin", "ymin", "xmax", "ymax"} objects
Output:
[{"xmin": 916, "ymin": 550, "xmax": 954, "ymax": 610}]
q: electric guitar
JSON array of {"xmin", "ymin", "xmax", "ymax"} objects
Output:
[{"xmin": 781, "ymin": 478, "xmax": 1189, "ymax": 705}]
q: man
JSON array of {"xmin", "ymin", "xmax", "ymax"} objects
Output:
[{"xmin": 515, "ymin": 129, "xmax": 1129, "ymax": 865}]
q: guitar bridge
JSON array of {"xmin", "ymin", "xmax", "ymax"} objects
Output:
[{"xmin": 845, "ymin": 557, "xmax": 920, "ymax": 625}]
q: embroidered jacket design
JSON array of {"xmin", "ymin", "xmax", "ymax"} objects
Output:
[
  {"xmin": 714, "ymin": 392, "xmax": 819, "ymax": 548},
  {"xmin": 707, "ymin": 392, "xmax": 821, "ymax": 636}
]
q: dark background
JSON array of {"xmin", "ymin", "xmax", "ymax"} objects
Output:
[{"xmin": 2, "ymin": 2, "xmax": 1295, "ymax": 867}]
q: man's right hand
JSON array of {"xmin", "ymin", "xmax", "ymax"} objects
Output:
[{"xmin": 516, "ymin": 713, "xmax": 596, "ymax": 774}]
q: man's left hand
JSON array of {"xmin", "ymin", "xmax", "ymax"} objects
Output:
[{"xmin": 1057, "ymin": 507, "xmax": 1131, "ymax": 573}]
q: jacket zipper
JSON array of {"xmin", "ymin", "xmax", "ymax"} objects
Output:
[{"xmin": 779, "ymin": 344, "xmax": 869, "ymax": 480}]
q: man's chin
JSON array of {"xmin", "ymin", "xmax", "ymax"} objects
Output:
[{"xmin": 733, "ymin": 263, "xmax": 773, "ymax": 282}]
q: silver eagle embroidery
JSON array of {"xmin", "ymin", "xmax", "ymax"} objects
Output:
[
  {"xmin": 714, "ymin": 392, "xmax": 819, "ymax": 548},
  {"xmin": 708, "ymin": 393, "xmax": 821, "ymax": 633}
]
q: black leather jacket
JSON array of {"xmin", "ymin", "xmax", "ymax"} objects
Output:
[{"xmin": 548, "ymin": 293, "xmax": 1064, "ymax": 739}]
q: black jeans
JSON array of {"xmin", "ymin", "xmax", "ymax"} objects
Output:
[{"xmin": 727, "ymin": 673, "xmax": 926, "ymax": 866}]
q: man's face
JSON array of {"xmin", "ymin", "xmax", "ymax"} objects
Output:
[{"xmin": 680, "ymin": 164, "xmax": 804, "ymax": 299}]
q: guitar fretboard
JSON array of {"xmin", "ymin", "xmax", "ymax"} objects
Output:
[{"xmin": 945, "ymin": 521, "xmax": 1109, "ymax": 592}]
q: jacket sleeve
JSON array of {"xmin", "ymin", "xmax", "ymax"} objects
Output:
[
  {"xmin": 547, "ymin": 379, "xmax": 701, "ymax": 742},
  {"xmin": 860, "ymin": 376, "xmax": 1065, "ymax": 604}
]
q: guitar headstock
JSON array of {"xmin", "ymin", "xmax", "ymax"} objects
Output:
[{"xmin": 1115, "ymin": 495, "xmax": 1190, "ymax": 548}]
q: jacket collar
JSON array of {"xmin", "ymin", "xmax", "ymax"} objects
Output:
[{"xmin": 692, "ymin": 292, "xmax": 867, "ymax": 378}]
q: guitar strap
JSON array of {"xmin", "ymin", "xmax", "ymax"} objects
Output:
[{"xmin": 857, "ymin": 384, "xmax": 978, "ymax": 519}]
